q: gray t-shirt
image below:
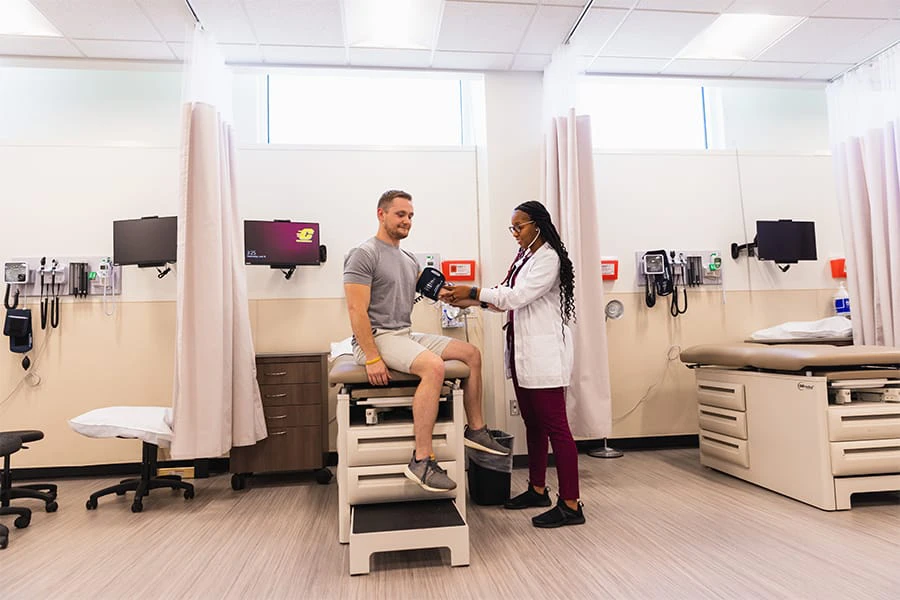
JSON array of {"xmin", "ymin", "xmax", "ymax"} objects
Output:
[{"xmin": 343, "ymin": 237, "xmax": 419, "ymax": 330}]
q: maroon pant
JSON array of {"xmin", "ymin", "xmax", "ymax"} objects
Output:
[{"xmin": 509, "ymin": 326, "xmax": 580, "ymax": 501}]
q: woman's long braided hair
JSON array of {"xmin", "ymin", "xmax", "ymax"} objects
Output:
[{"xmin": 515, "ymin": 201, "xmax": 576, "ymax": 325}]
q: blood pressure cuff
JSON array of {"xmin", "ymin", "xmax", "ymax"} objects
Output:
[
  {"xmin": 4, "ymin": 308, "xmax": 33, "ymax": 353},
  {"xmin": 416, "ymin": 267, "xmax": 446, "ymax": 301}
]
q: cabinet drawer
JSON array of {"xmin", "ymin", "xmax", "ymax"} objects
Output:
[
  {"xmin": 345, "ymin": 461, "xmax": 460, "ymax": 505},
  {"xmin": 696, "ymin": 381, "xmax": 746, "ymax": 411},
  {"xmin": 264, "ymin": 404, "xmax": 321, "ymax": 428},
  {"xmin": 259, "ymin": 383, "xmax": 322, "ymax": 406},
  {"xmin": 345, "ymin": 422, "xmax": 458, "ymax": 467},
  {"xmin": 257, "ymin": 362, "xmax": 321, "ymax": 385},
  {"xmin": 700, "ymin": 430, "xmax": 749, "ymax": 468},
  {"xmin": 830, "ymin": 439, "xmax": 900, "ymax": 476},
  {"xmin": 698, "ymin": 405, "xmax": 747, "ymax": 440},
  {"xmin": 230, "ymin": 426, "xmax": 322, "ymax": 474},
  {"xmin": 828, "ymin": 404, "xmax": 900, "ymax": 442}
]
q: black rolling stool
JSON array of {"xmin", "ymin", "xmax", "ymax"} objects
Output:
[
  {"xmin": 1, "ymin": 430, "xmax": 58, "ymax": 513},
  {"xmin": 0, "ymin": 434, "xmax": 31, "ymax": 550}
]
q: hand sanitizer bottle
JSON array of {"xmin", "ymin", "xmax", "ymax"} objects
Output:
[{"xmin": 833, "ymin": 282, "xmax": 851, "ymax": 316}]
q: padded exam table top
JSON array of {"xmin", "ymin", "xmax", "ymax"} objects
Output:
[
  {"xmin": 328, "ymin": 354, "xmax": 470, "ymax": 385},
  {"xmin": 680, "ymin": 343, "xmax": 900, "ymax": 372}
]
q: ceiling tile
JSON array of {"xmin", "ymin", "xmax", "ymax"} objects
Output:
[
  {"xmin": 187, "ymin": 0, "xmax": 257, "ymax": 44},
  {"xmin": 519, "ymin": 5, "xmax": 583, "ymax": 54},
  {"xmin": 662, "ymin": 58, "xmax": 746, "ymax": 76},
  {"xmin": 731, "ymin": 60, "xmax": 816, "ymax": 78},
  {"xmin": 350, "ymin": 48, "xmax": 432, "ymax": 68},
  {"xmin": 73, "ymin": 39, "xmax": 176, "ymax": 60},
  {"xmin": 432, "ymin": 51, "xmax": 514, "ymax": 70},
  {"xmin": 170, "ymin": 42, "xmax": 263, "ymax": 63},
  {"xmin": 567, "ymin": 8, "xmax": 628, "ymax": 55},
  {"xmin": 802, "ymin": 63, "xmax": 854, "ymax": 80},
  {"xmin": 827, "ymin": 21, "xmax": 900, "ymax": 63},
  {"xmin": 243, "ymin": 0, "xmax": 343, "ymax": 46},
  {"xmin": 585, "ymin": 56, "xmax": 670, "ymax": 74},
  {"xmin": 0, "ymin": 35, "xmax": 82, "ymax": 58},
  {"xmin": 134, "ymin": 0, "xmax": 196, "ymax": 43},
  {"xmin": 30, "ymin": 0, "xmax": 162, "ymax": 40},
  {"xmin": 600, "ymin": 10, "xmax": 719, "ymax": 58},
  {"xmin": 437, "ymin": 2, "xmax": 537, "ymax": 53},
  {"xmin": 260, "ymin": 44, "xmax": 346, "ymax": 65},
  {"xmin": 512, "ymin": 53, "xmax": 551, "ymax": 70},
  {"xmin": 636, "ymin": 0, "xmax": 733, "ymax": 10},
  {"xmin": 814, "ymin": 0, "xmax": 900, "ymax": 19},
  {"xmin": 725, "ymin": 0, "xmax": 827, "ymax": 16},
  {"xmin": 757, "ymin": 17, "xmax": 886, "ymax": 63},
  {"xmin": 590, "ymin": 1, "xmax": 638, "ymax": 7}
]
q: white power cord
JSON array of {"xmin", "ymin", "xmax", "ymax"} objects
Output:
[
  {"xmin": 0, "ymin": 327, "xmax": 53, "ymax": 411},
  {"xmin": 612, "ymin": 345, "xmax": 682, "ymax": 423}
]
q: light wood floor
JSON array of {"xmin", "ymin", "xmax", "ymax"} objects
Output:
[{"xmin": 1, "ymin": 448, "xmax": 898, "ymax": 599}]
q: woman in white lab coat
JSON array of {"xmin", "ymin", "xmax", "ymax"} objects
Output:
[{"xmin": 442, "ymin": 201, "xmax": 583, "ymax": 528}]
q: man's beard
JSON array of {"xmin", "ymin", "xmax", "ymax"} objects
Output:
[{"xmin": 387, "ymin": 225, "xmax": 409, "ymax": 240}]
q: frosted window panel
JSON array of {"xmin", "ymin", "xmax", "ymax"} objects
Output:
[
  {"xmin": 579, "ymin": 79, "xmax": 707, "ymax": 150},
  {"xmin": 0, "ymin": 67, "xmax": 181, "ymax": 146},
  {"xmin": 268, "ymin": 74, "xmax": 463, "ymax": 146}
]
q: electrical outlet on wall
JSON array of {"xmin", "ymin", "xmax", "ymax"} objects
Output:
[{"xmin": 509, "ymin": 398, "xmax": 519, "ymax": 416}]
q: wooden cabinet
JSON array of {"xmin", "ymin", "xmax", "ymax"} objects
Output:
[{"xmin": 230, "ymin": 353, "xmax": 332, "ymax": 489}]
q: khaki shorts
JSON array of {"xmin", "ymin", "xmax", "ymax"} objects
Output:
[{"xmin": 353, "ymin": 328, "xmax": 452, "ymax": 374}]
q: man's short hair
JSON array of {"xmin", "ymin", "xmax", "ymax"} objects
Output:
[{"xmin": 378, "ymin": 190, "xmax": 412, "ymax": 211}]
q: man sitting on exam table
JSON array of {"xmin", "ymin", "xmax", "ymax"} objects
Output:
[{"xmin": 343, "ymin": 189, "xmax": 510, "ymax": 493}]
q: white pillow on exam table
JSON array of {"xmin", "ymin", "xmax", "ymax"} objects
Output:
[
  {"xmin": 69, "ymin": 406, "xmax": 174, "ymax": 447},
  {"xmin": 749, "ymin": 316, "xmax": 852, "ymax": 342}
]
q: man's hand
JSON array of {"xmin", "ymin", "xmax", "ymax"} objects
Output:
[{"xmin": 366, "ymin": 359, "xmax": 390, "ymax": 386}]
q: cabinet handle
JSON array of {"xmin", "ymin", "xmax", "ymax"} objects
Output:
[
  {"xmin": 265, "ymin": 393, "xmax": 288, "ymax": 399},
  {"xmin": 267, "ymin": 414, "xmax": 288, "ymax": 420},
  {"xmin": 271, "ymin": 430, "xmax": 288, "ymax": 436},
  {"xmin": 265, "ymin": 371, "xmax": 288, "ymax": 377}
]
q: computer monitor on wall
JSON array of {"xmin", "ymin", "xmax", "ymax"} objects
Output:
[
  {"xmin": 113, "ymin": 216, "xmax": 177, "ymax": 267},
  {"xmin": 755, "ymin": 220, "xmax": 817, "ymax": 264}
]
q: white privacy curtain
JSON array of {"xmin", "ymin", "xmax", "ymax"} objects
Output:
[
  {"xmin": 171, "ymin": 25, "xmax": 267, "ymax": 458},
  {"xmin": 541, "ymin": 46, "xmax": 611, "ymax": 438},
  {"xmin": 827, "ymin": 45, "xmax": 900, "ymax": 347}
]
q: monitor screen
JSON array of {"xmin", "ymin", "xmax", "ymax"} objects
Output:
[
  {"xmin": 113, "ymin": 216, "xmax": 177, "ymax": 267},
  {"xmin": 244, "ymin": 221, "xmax": 321, "ymax": 267},
  {"xmin": 756, "ymin": 220, "xmax": 817, "ymax": 263}
]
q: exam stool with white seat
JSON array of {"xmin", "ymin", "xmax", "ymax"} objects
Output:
[
  {"xmin": 69, "ymin": 406, "xmax": 195, "ymax": 513},
  {"xmin": 329, "ymin": 354, "xmax": 470, "ymax": 575}
]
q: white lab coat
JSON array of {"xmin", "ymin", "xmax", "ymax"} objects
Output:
[{"xmin": 479, "ymin": 244, "xmax": 574, "ymax": 389}]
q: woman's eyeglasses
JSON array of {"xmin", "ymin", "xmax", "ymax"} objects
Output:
[{"xmin": 508, "ymin": 220, "xmax": 534, "ymax": 234}]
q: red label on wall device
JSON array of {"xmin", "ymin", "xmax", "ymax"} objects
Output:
[
  {"xmin": 442, "ymin": 260, "xmax": 476, "ymax": 282},
  {"xmin": 601, "ymin": 258, "xmax": 618, "ymax": 281}
]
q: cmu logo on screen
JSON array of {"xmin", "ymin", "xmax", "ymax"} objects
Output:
[{"xmin": 296, "ymin": 228, "xmax": 315, "ymax": 243}]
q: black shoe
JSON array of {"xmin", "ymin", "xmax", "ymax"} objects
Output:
[
  {"xmin": 504, "ymin": 485, "xmax": 552, "ymax": 510},
  {"xmin": 532, "ymin": 497, "xmax": 585, "ymax": 528}
]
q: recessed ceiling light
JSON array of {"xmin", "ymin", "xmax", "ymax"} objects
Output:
[
  {"xmin": 0, "ymin": 0, "xmax": 62, "ymax": 36},
  {"xmin": 679, "ymin": 14, "xmax": 803, "ymax": 60},
  {"xmin": 344, "ymin": 0, "xmax": 443, "ymax": 50}
]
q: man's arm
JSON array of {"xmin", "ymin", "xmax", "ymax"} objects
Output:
[{"xmin": 344, "ymin": 282, "xmax": 390, "ymax": 385}]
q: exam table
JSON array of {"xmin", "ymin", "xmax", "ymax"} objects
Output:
[{"xmin": 680, "ymin": 343, "xmax": 900, "ymax": 510}]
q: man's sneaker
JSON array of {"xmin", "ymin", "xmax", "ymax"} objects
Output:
[
  {"xmin": 464, "ymin": 426, "xmax": 511, "ymax": 456},
  {"xmin": 404, "ymin": 453, "xmax": 457, "ymax": 492}
]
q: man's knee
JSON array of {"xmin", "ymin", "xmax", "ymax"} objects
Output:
[
  {"xmin": 411, "ymin": 351, "xmax": 445, "ymax": 383},
  {"xmin": 460, "ymin": 343, "xmax": 481, "ymax": 368}
]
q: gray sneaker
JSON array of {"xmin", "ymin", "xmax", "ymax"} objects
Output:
[
  {"xmin": 404, "ymin": 453, "xmax": 457, "ymax": 492},
  {"xmin": 464, "ymin": 426, "xmax": 511, "ymax": 456}
]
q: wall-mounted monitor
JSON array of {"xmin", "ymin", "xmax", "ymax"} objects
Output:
[
  {"xmin": 755, "ymin": 220, "xmax": 817, "ymax": 264},
  {"xmin": 113, "ymin": 216, "xmax": 177, "ymax": 267},
  {"xmin": 244, "ymin": 220, "xmax": 322, "ymax": 267}
]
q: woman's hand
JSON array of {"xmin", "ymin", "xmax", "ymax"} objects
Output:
[{"xmin": 441, "ymin": 285, "xmax": 472, "ymax": 304}]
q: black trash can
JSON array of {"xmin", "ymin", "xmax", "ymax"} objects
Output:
[{"xmin": 466, "ymin": 430, "xmax": 514, "ymax": 506}]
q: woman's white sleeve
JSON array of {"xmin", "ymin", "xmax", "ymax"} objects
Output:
[{"xmin": 479, "ymin": 253, "xmax": 558, "ymax": 310}]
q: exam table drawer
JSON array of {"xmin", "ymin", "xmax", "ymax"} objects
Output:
[
  {"xmin": 345, "ymin": 422, "xmax": 458, "ymax": 467},
  {"xmin": 696, "ymin": 381, "xmax": 746, "ymax": 411},
  {"xmin": 698, "ymin": 405, "xmax": 747, "ymax": 440},
  {"xmin": 263, "ymin": 404, "xmax": 320, "ymax": 428},
  {"xmin": 830, "ymin": 439, "xmax": 900, "ymax": 476},
  {"xmin": 827, "ymin": 404, "xmax": 900, "ymax": 442},
  {"xmin": 699, "ymin": 430, "xmax": 749, "ymax": 468},
  {"xmin": 345, "ymin": 461, "xmax": 460, "ymax": 505}
]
